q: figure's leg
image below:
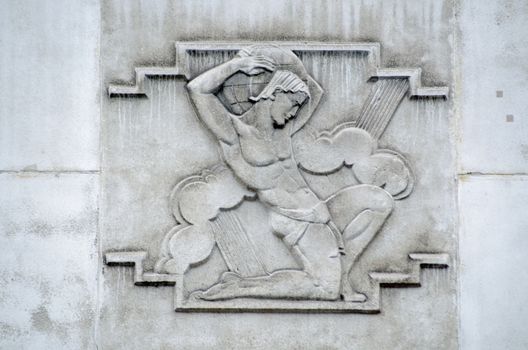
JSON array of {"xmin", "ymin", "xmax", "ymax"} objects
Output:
[
  {"xmin": 194, "ymin": 223, "xmax": 341, "ymax": 301},
  {"xmin": 294, "ymin": 223, "xmax": 341, "ymax": 297},
  {"xmin": 326, "ymin": 184, "xmax": 393, "ymax": 301},
  {"xmin": 340, "ymin": 208, "xmax": 392, "ymax": 300}
]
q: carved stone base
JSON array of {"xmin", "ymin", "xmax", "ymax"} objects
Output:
[{"xmin": 105, "ymin": 251, "xmax": 448, "ymax": 313}]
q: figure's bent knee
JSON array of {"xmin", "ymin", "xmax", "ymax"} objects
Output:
[
  {"xmin": 326, "ymin": 184, "xmax": 394, "ymax": 232},
  {"xmin": 375, "ymin": 189, "xmax": 394, "ymax": 214},
  {"xmin": 349, "ymin": 184, "xmax": 394, "ymax": 215}
]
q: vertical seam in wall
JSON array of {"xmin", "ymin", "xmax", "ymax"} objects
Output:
[
  {"xmin": 452, "ymin": 0, "xmax": 462, "ymax": 348},
  {"xmin": 94, "ymin": 0, "xmax": 103, "ymax": 348}
]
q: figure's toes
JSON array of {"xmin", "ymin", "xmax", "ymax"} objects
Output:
[
  {"xmin": 197, "ymin": 288, "xmax": 221, "ymax": 301},
  {"xmin": 196, "ymin": 281, "xmax": 237, "ymax": 301},
  {"xmin": 189, "ymin": 290, "xmax": 206, "ymax": 301}
]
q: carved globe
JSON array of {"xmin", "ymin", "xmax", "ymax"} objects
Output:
[
  {"xmin": 217, "ymin": 71, "xmax": 273, "ymax": 115},
  {"xmin": 217, "ymin": 44, "xmax": 310, "ymax": 115}
]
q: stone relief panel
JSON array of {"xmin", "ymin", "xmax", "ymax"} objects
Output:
[{"xmin": 104, "ymin": 41, "xmax": 450, "ymax": 313}]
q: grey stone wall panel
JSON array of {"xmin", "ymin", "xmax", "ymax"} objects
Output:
[
  {"xmin": 459, "ymin": 176, "xmax": 528, "ymax": 350},
  {"xmin": 99, "ymin": 1, "xmax": 457, "ymax": 348},
  {"xmin": 0, "ymin": 0, "xmax": 100, "ymax": 171},
  {"xmin": 0, "ymin": 174, "xmax": 99, "ymax": 349}
]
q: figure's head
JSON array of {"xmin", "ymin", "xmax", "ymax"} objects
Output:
[{"xmin": 249, "ymin": 70, "xmax": 310, "ymax": 127}]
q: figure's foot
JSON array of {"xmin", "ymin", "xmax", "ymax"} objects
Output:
[
  {"xmin": 191, "ymin": 270, "xmax": 341, "ymax": 301},
  {"xmin": 191, "ymin": 280, "xmax": 242, "ymax": 301},
  {"xmin": 341, "ymin": 291, "xmax": 367, "ymax": 302},
  {"xmin": 340, "ymin": 277, "xmax": 367, "ymax": 302},
  {"xmin": 188, "ymin": 272, "xmax": 244, "ymax": 301},
  {"xmin": 188, "ymin": 290, "xmax": 205, "ymax": 301}
]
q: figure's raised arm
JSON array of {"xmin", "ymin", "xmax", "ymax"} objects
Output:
[{"xmin": 186, "ymin": 55, "xmax": 276, "ymax": 144}]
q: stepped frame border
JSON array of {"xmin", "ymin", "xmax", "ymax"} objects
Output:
[
  {"xmin": 105, "ymin": 41, "xmax": 450, "ymax": 313},
  {"xmin": 105, "ymin": 251, "xmax": 449, "ymax": 313}
]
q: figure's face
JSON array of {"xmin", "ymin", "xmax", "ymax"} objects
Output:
[{"xmin": 270, "ymin": 92, "xmax": 307, "ymax": 127}]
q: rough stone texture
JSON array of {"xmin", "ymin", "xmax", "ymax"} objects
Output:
[
  {"xmin": 0, "ymin": 173, "xmax": 99, "ymax": 349},
  {"xmin": 459, "ymin": 176, "xmax": 528, "ymax": 350}
]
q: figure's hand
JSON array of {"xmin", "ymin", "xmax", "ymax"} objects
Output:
[{"xmin": 234, "ymin": 55, "xmax": 276, "ymax": 76}]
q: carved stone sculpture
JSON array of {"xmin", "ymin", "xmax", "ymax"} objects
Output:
[{"xmin": 105, "ymin": 41, "xmax": 450, "ymax": 313}]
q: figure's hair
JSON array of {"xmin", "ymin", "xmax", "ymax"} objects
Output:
[
  {"xmin": 237, "ymin": 44, "xmax": 277, "ymax": 58},
  {"xmin": 249, "ymin": 70, "xmax": 311, "ymax": 102}
]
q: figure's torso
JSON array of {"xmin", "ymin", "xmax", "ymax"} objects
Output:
[{"xmin": 222, "ymin": 114, "xmax": 330, "ymax": 224}]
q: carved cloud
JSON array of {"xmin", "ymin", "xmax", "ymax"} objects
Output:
[
  {"xmin": 296, "ymin": 125, "xmax": 376, "ymax": 174},
  {"xmin": 170, "ymin": 165, "xmax": 255, "ymax": 225},
  {"xmin": 353, "ymin": 150, "xmax": 414, "ymax": 199},
  {"xmin": 295, "ymin": 124, "xmax": 414, "ymax": 198}
]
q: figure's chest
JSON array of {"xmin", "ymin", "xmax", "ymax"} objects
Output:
[{"xmin": 239, "ymin": 128, "xmax": 291, "ymax": 166}]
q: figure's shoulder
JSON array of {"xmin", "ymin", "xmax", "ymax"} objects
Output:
[{"xmin": 232, "ymin": 115, "xmax": 266, "ymax": 141}]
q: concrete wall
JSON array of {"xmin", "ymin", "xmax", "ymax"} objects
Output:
[
  {"xmin": 1, "ymin": 0, "xmax": 100, "ymax": 349},
  {"xmin": 457, "ymin": 1, "xmax": 528, "ymax": 349},
  {"xmin": 1, "ymin": 0, "xmax": 527, "ymax": 349}
]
